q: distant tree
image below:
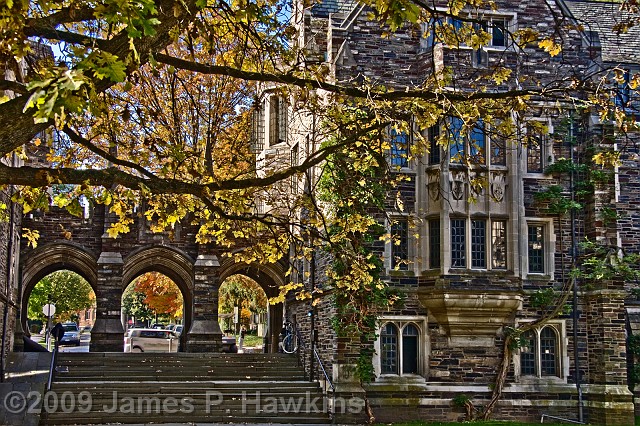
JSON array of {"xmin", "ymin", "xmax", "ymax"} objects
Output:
[
  {"xmin": 121, "ymin": 286, "xmax": 154, "ymax": 325},
  {"xmin": 219, "ymin": 275, "xmax": 267, "ymax": 330},
  {"xmin": 28, "ymin": 270, "xmax": 94, "ymax": 322},
  {"xmin": 133, "ymin": 272, "xmax": 183, "ymax": 320}
]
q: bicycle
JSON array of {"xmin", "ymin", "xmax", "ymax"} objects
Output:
[{"xmin": 281, "ymin": 321, "xmax": 299, "ymax": 354}]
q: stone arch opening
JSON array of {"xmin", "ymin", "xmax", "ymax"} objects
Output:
[
  {"xmin": 218, "ymin": 275, "xmax": 268, "ymax": 352},
  {"xmin": 20, "ymin": 242, "xmax": 98, "ymax": 338},
  {"xmin": 122, "ymin": 246, "xmax": 194, "ymax": 350},
  {"xmin": 218, "ymin": 261, "xmax": 285, "ymax": 353}
]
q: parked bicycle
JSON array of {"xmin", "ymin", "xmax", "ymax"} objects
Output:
[{"xmin": 281, "ymin": 321, "xmax": 299, "ymax": 354}]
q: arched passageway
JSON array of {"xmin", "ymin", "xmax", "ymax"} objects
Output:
[
  {"xmin": 218, "ymin": 260, "xmax": 286, "ymax": 353},
  {"xmin": 20, "ymin": 242, "xmax": 98, "ymax": 343}
]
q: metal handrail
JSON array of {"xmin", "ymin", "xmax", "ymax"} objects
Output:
[
  {"xmin": 313, "ymin": 347, "xmax": 335, "ymax": 422},
  {"xmin": 46, "ymin": 339, "xmax": 59, "ymax": 391},
  {"xmin": 541, "ymin": 414, "xmax": 585, "ymax": 424}
]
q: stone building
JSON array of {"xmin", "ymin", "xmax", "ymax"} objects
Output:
[{"xmin": 253, "ymin": 0, "xmax": 640, "ymax": 424}]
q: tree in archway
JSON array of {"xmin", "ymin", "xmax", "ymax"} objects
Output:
[
  {"xmin": 121, "ymin": 286, "xmax": 154, "ymax": 325},
  {"xmin": 133, "ymin": 272, "xmax": 183, "ymax": 321},
  {"xmin": 28, "ymin": 271, "xmax": 95, "ymax": 322},
  {"xmin": 219, "ymin": 275, "xmax": 267, "ymax": 330}
]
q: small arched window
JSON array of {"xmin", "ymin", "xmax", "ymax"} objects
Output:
[
  {"xmin": 402, "ymin": 324, "xmax": 419, "ymax": 374},
  {"xmin": 381, "ymin": 323, "xmax": 399, "ymax": 374},
  {"xmin": 540, "ymin": 326, "xmax": 558, "ymax": 376}
]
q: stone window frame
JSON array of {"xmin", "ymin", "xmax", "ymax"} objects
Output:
[
  {"xmin": 384, "ymin": 215, "xmax": 415, "ymax": 274},
  {"xmin": 522, "ymin": 217, "xmax": 555, "ymax": 280},
  {"xmin": 420, "ymin": 9, "xmax": 517, "ymax": 54},
  {"xmin": 428, "ymin": 117, "xmax": 508, "ymax": 169},
  {"xmin": 388, "ymin": 128, "xmax": 412, "ymax": 170},
  {"xmin": 523, "ymin": 117, "xmax": 554, "ymax": 177},
  {"xmin": 373, "ymin": 316, "xmax": 428, "ymax": 379},
  {"xmin": 447, "ymin": 217, "xmax": 509, "ymax": 272},
  {"xmin": 513, "ymin": 320, "xmax": 569, "ymax": 383}
]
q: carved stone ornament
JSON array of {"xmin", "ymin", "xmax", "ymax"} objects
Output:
[
  {"xmin": 428, "ymin": 172, "xmax": 440, "ymax": 201},
  {"xmin": 451, "ymin": 179, "xmax": 464, "ymax": 200},
  {"xmin": 490, "ymin": 173, "xmax": 506, "ymax": 202}
]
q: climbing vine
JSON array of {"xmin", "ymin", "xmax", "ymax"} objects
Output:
[{"xmin": 316, "ymin": 117, "xmax": 406, "ymax": 422}]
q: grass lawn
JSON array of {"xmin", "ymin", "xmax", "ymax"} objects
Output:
[
  {"xmin": 240, "ymin": 334, "xmax": 264, "ymax": 348},
  {"xmin": 375, "ymin": 421, "xmax": 579, "ymax": 426}
]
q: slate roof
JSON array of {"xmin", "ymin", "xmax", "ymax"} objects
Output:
[
  {"xmin": 564, "ymin": 0, "xmax": 640, "ymax": 64},
  {"xmin": 311, "ymin": 0, "xmax": 359, "ymax": 18}
]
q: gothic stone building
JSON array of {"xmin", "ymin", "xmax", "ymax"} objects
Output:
[{"xmin": 258, "ymin": 0, "xmax": 640, "ymax": 424}]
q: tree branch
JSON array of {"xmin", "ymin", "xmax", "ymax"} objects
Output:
[
  {"xmin": 0, "ymin": 0, "xmax": 200, "ymax": 157},
  {"xmin": 155, "ymin": 53, "xmax": 563, "ymax": 103}
]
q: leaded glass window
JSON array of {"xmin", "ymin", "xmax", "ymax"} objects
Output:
[
  {"xmin": 429, "ymin": 219, "xmax": 441, "ymax": 269},
  {"xmin": 381, "ymin": 323, "xmax": 399, "ymax": 374},
  {"xmin": 471, "ymin": 220, "xmax": 486, "ymax": 268},
  {"xmin": 391, "ymin": 219, "xmax": 409, "ymax": 270},
  {"xmin": 540, "ymin": 327, "xmax": 558, "ymax": 376},
  {"xmin": 451, "ymin": 219, "xmax": 466, "ymax": 268},
  {"xmin": 528, "ymin": 225, "xmax": 545, "ymax": 273},
  {"xmin": 491, "ymin": 220, "xmax": 507, "ymax": 269}
]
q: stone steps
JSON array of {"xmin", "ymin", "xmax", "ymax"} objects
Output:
[{"xmin": 44, "ymin": 353, "xmax": 330, "ymax": 425}]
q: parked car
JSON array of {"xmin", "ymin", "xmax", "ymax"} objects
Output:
[
  {"xmin": 124, "ymin": 328, "xmax": 179, "ymax": 352},
  {"xmin": 173, "ymin": 325, "xmax": 183, "ymax": 336},
  {"xmin": 60, "ymin": 322, "xmax": 81, "ymax": 346}
]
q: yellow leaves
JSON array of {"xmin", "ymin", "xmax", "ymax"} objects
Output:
[
  {"xmin": 22, "ymin": 228, "xmax": 40, "ymax": 249},
  {"xmin": 491, "ymin": 67, "xmax": 512, "ymax": 85},
  {"xmin": 592, "ymin": 151, "xmax": 621, "ymax": 168},
  {"xmin": 538, "ymin": 38, "xmax": 562, "ymax": 56}
]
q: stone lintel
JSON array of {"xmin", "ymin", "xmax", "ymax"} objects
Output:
[
  {"xmin": 97, "ymin": 251, "xmax": 123, "ymax": 265},
  {"xmin": 419, "ymin": 290, "xmax": 522, "ymax": 341},
  {"xmin": 195, "ymin": 254, "xmax": 220, "ymax": 267}
]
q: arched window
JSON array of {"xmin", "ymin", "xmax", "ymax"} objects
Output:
[
  {"xmin": 381, "ymin": 323, "xmax": 399, "ymax": 374},
  {"xmin": 520, "ymin": 330, "xmax": 536, "ymax": 375},
  {"xmin": 518, "ymin": 324, "xmax": 563, "ymax": 379},
  {"xmin": 402, "ymin": 324, "xmax": 419, "ymax": 374},
  {"xmin": 540, "ymin": 326, "xmax": 558, "ymax": 376}
]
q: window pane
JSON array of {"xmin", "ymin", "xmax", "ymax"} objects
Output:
[
  {"xmin": 540, "ymin": 327, "xmax": 558, "ymax": 376},
  {"xmin": 526, "ymin": 128, "xmax": 544, "ymax": 173},
  {"xmin": 429, "ymin": 219, "xmax": 441, "ymax": 269},
  {"xmin": 491, "ymin": 134, "xmax": 506, "ymax": 165},
  {"xmin": 449, "ymin": 117, "xmax": 465, "ymax": 163},
  {"xmin": 492, "ymin": 19, "xmax": 506, "ymax": 47},
  {"xmin": 381, "ymin": 323, "xmax": 399, "ymax": 374},
  {"xmin": 402, "ymin": 324, "xmax": 419, "ymax": 374},
  {"xmin": 390, "ymin": 129, "xmax": 409, "ymax": 168},
  {"xmin": 451, "ymin": 219, "xmax": 466, "ymax": 268},
  {"xmin": 528, "ymin": 225, "xmax": 545, "ymax": 273},
  {"xmin": 391, "ymin": 219, "xmax": 409, "ymax": 270},
  {"xmin": 520, "ymin": 330, "xmax": 536, "ymax": 376},
  {"xmin": 470, "ymin": 121, "xmax": 486, "ymax": 164},
  {"xmin": 429, "ymin": 124, "xmax": 440, "ymax": 164},
  {"xmin": 491, "ymin": 220, "xmax": 507, "ymax": 269},
  {"xmin": 471, "ymin": 220, "xmax": 486, "ymax": 268}
]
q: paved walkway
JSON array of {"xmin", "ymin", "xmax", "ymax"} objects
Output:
[{"xmin": 0, "ymin": 352, "xmax": 51, "ymax": 426}]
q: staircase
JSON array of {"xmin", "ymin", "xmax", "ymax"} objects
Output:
[{"xmin": 43, "ymin": 353, "xmax": 331, "ymax": 425}]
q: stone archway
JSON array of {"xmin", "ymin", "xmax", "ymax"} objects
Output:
[
  {"xmin": 19, "ymin": 241, "xmax": 98, "ymax": 344},
  {"xmin": 218, "ymin": 260, "xmax": 286, "ymax": 353},
  {"xmin": 122, "ymin": 246, "xmax": 195, "ymax": 350}
]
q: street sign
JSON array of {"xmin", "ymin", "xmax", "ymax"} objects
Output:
[{"xmin": 42, "ymin": 303, "xmax": 56, "ymax": 317}]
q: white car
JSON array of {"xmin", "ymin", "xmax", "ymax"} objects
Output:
[{"xmin": 124, "ymin": 328, "xmax": 179, "ymax": 352}]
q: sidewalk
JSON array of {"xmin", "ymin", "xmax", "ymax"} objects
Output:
[{"xmin": 0, "ymin": 352, "xmax": 51, "ymax": 426}]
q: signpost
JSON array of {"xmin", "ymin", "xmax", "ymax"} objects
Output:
[{"xmin": 42, "ymin": 303, "xmax": 56, "ymax": 351}]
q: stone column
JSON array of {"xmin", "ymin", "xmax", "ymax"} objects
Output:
[
  {"xmin": 266, "ymin": 303, "xmax": 283, "ymax": 353},
  {"xmin": 185, "ymin": 254, "xmax": 222, "ymax": 352},
  {"xmin": 583, "ymin": 288, "xmax": 634, "ymax": 426},
  {"xmin": 90, "ymin": 252, "xmax": 124, "ymax": 352}
]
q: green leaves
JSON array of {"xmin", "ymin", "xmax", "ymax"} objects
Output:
[
  {"xmin": 80, "ymin": 51, "xmax": 128, "ymax": 83},
  {"xmin": 24, "ymin": 69, "xmax": 88, "ymax": 124}
]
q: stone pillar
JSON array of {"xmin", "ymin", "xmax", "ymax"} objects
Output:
[
  {"xmin": 185, "ymin": 254, "xmax": 222, "ymax": 352},
  {"xmin": 331, "ymin": 335, "xmax": 369, "ymax": 424},
  {"xmin": 583, "ymin": 289, "xmax": 634, "ymax": 425},
  {"xmin": 267, "ymin": 303, "xmax": 283, "ymax": 353},
  {"xmin": 90, "ymin": 252, "xmax": 124, "ymax": 352}
]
